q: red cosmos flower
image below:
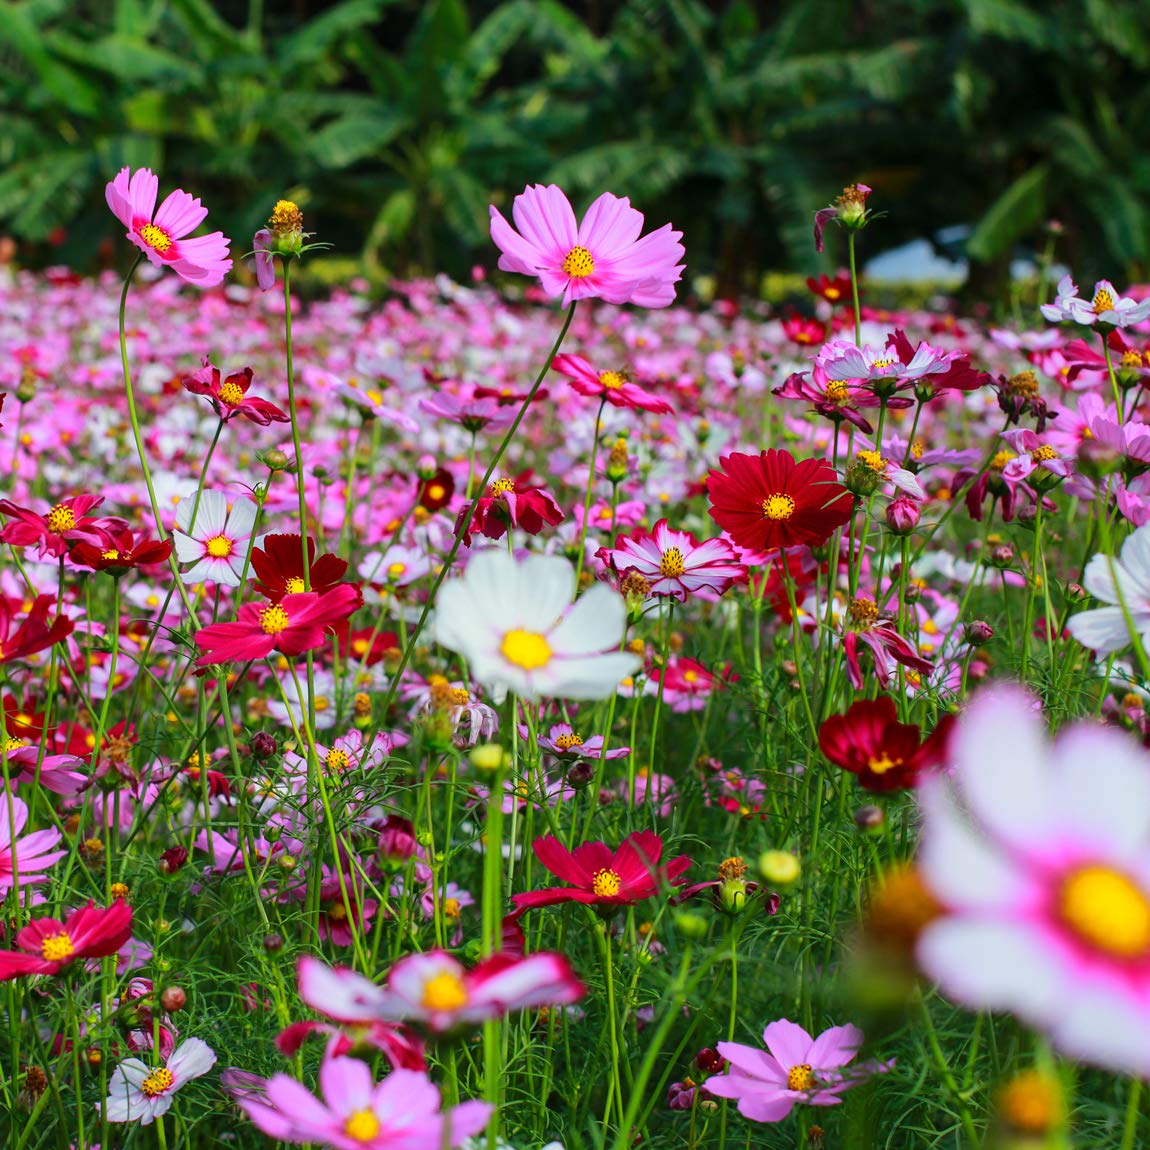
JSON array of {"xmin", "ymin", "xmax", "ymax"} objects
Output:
[
  {"xmin": 511, "ymin": 830, "xmax": 692, "ymax": 913},
  {"xmin": 807, "ymin": 271, "xmax": 853, "ymax": 305},
  {"xmin": 0, "ymin": 495, "xmax": 127, "ymax": 559},
  {"xmin": 250, "ymin": 535, "xmax": 349, "ymax": 601},
  {"xmin": 194, "ymin": 584, "xmax": 362, "ymax": 666},
  {"xmin": 841, "ymin": 596, "xmax": 934, "ymax": 692},
  {"xmin": 0, "ymin": 595, "xmax": 74, "ymax": 666},
  {"xmin": 418, "ymin": 468, "xmax": 455, "ymax": 513},
  {"xmin": 773, "ymin": 366, "xmax": 877, "ymax": 434},
  {"xmin": 551, "ymin": 353, "xmax": 674, "ymax": 414},
  {"xmin": 456, "ymin": 474, "xmax": 564, "ymax": 546},
  {"xmin": 818, "ymin": 696, "xmax": 954, "ymax": 791},
  {"xmin": 70, "ymin": 527, "xmax": 173, "ymax": 575},
  {"xmin": 0, "ymin": 900, "xmax": 133, "ymax": 981},
  {"xmin": 183, "ymin": 360, "xmax": 289, "ymax": 425},
  {"xmin": 472, "ymin": 382, "xmax": 551, "ymax": 406},
  {"xmin": 706, "ymin": 450, "xmax": 854, "ymax": 553},
  {"xmin": 340, "ymin": 627, "xmax": 400, "ymax": 665},
  {"xmin": 781, "ymin": 315, "xmax": 826, "ymax": 347}
]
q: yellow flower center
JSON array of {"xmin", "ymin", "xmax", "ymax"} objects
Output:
[
  {"xmin": 46, "ymin": 504, "xmax": 76, "ymax": 533},
  {"xmin": 857, "ymin": 449, "xmax": 886, "ymax": 473},
  {"xmin": 387, "ymin": 562, "xmax": 407, "ymax": 580},
  {"xmin": 1093, "ymin": 288, "xmax": 1116, "ymax": 314},
  {"xmin": 325, "ymin": 749, "xmax": 351, "ymax": 772},
  {"xmin": 762, "ymin": 493, "xmax": 796, "ymax": 520},
  {"xmin": 1123, "ymin": 350, "xmax": 1144, "ymax": 369},
  {"xmin": 999, "ymin": 1070, "xmax": 1063, "ymax": 1135},
  {"xmin": 260, "ymin": 604, "xmax": 291, "ymax": 635},
  {"xmin": 500, "ymin": 629, "xmax": 552, "ymax": 670},
  {"xmin": 990, "ymin": 450, "xmax": 1016, "ymax": 472},
  {"xmin": 284, "ymin": 576, "xmax": 305, "ymax": 594},
  {"xmin": 1060, "ymin": 864, "xmax": 1150, "ymax": 958},
  {"xmin": 867, "ymin": 752, "xmax": 902, "ymax": 775},
  {"xmin": 270, "ymin": 199, "xmax": 304, "ymax": 234},
  {"xmin": 555, "ymin": 732, "xmax": 584, "ymax": 750},
  {"xmin": 425, "ymin": 483, "xmax": 445, "ymax": 502},
  {"xmin": 787, "ymin": 1063, "xmax": 813, "ymax": 1091},
  {"xmin": 489, "ymin": 477, "xmax": 516, "ymax": 495},
  {"xmin": 344, "ymin": 1110, "xmax": 382, "ymax": 1142},
  {"xmin": 599, "ymin": 370, "xmax": 628, "ymax": 389},
  {"xmin": 421, "ymin": 970, "xmax": 469, "ymax": 1011},
  {"xmin": 218, "ymin": 380, "xmax": 245, "ymax": 405},
  {"xmin": 848, "ymin": 596, "xmax": 879, "ymax": 629},
  {"xmin": 592, "ymin": 868, "xmax": 622, "ymax": 897},
  {"xmin": 444, "ymin": 897, "xmax": 461, "ymax": 918},
  {"xmin": 40, "ymin": 932, "xmax": 75, "ymax": 962},
  {"xmin": 871, "ymin": 357, "xmax": 897, "ymax": 371},
  {"xmin": 102, "ymin": 549, "xmax": 121, "ymax": 560},
  {"xmin": 1006, "ymin": 370, "xmax": 1040, "ymax": 398},
  {"xmin": 659, "ymin": 547, "xmax": 686, "ymax": 577},
  {"xmin": 205, "ymin": 534, "xmax": 233, "ymax": 558},
  {"xmin": 824, "ymin": 381, "xmax": 850, "ymax": 404},
  {"xmin": 138, "ymin": 223, "xmax": 173, "ymax": 253},
  {"xmin": 141, "ymin": 1067, "xmax": 175, "ymax": 1097},
  {"xmin": 1031, "ymin": 445, "xmax": 1059, "ymax": 463},
  {"xmin": 562, "ymin": 245, "xmax": 595, "ymax": 278}
]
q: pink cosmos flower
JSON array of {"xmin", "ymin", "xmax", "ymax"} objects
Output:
[
  {"xmin": 551, "ymin": 353, "xmax": 674, "ymax": 414},
  {"xmin": 0, "ymin": 494, "xmax": 126, "ymax": 559},
  {"xmin": 182, "ymin": 360, "xmax": 289, "ymax": 425},
  {"xmin": 598, "ymin": 519, "xmax": 746, "ymax": 602},
  {"xmin": 490, "ymin": 184, "xmax": 685, "ymax": 308},
  {"xmin": 1000, "ymin": 429, "xmax": 1071, "ymax": 485},
  {"xmin": 917, "ymin": 686, "xmax": 1150, "ymax": 1076},
  {"xmin": 1041, "ymin": 275, "xmax": 1150, "ymax": 328},
  {"xmin": 419, "ymin": 389, "xmax": 517, "ymax": 433},
  {"xmin": 297, "ymin": 950, "xmax": 584, "ymax": 1035},
  {"xmin": 841, "ymin": 596, "xmax": 933, "ymax": 692},
  {"xmin": 0, "ymin": 901, "xmax": 134, "ymax": 981},
  {"xmin": 102, "ymin": 1037, "xmax": 216, "ymax": 1125},
  {"xmin": 816, "ymin": 332, "xmax": 987, "ymax": 398},
  {"xmin": 105, "ymin": 168, "xmax": 231, "ymax": 286},
  {"xmin": 532, "ymin": 722, "xmax": 630, "ymax": 761},
  {"xmin": 228, "ymin": 1059, "xmax": 490, "ymax": 1149},
  {"xmin": 705, "ymin": 1019, "xmax": 886, "ymax": 1121},
  {"xmin": 0, "ymin": 795, "xmax": 66, "ymax": 896}
]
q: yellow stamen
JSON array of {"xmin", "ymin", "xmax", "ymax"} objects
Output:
[{"xmin": 500, "ymin": 629, "xmax": 552, "ymax": 670}]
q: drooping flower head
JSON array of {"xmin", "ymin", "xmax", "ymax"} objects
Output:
[{"xmin": 490, "ymin": 184, "xmax": 685, "ymax": 308}]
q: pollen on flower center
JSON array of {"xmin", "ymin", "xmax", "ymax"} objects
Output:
[
  {"xmin": 421, "ymin": 970, "xmax": 469, "ymax": 1011},
  {"xmin": 762, "ymin": 493, "xmax": 796, "ymax": 520},
  {"xmin": 270, "ymin": 199, "xmax": 304, "ymax": 234},
  {"xmin": 592, "ymin": 868, "xmax": 622, "ymax": 897},
  {"xmin": 871, "ymin": 357, "xmax": 897, "ymax": 371},
  {"xmin": 102, "ymin": 549, "xmax": 121, "ymax": 560},
  {"xmin": 787, "ymin": 1063, "xmax": 814, "ymax": 1091},
  {"xmin": 501, "ymin": 629, "xmax": 552, "ymax": 670},
  {"xmin": 46, "ymin": 504, "xmax": 76, "ymax": 533},
  {"xmin": 562, "ymin": 245, "xmax": 595, "ymax": 278},
  {"xmin": 555, "ymin": 732, "xmax": 584, "ymax": 749},
  {"xmin": 1031, "ymin": 445, "xmax": 1059, "ymax": 463},
  {"xmin": 824, "ymin": 380, "xmax": 850, "ymax": 404},
  {"xmin": 40, "ymin": 932, "xmax": 75, "ymax": 962},
  {"xmin": 444, "ymin": 897, "xmax": 461, "ymax": 917},
  {"xmin": 325, "ymin": 749, "xmax": 351, "ymax": 772},
  {"xmin": 867, "ymin": 752, "xmax": 903, "ymax": 774},
  {"xmin": 1123, "ymin": 350, "xmax": 1145, "ymax": 368},
  {"xmin": 660, "ymin": 547, "xmax": 686, "ymax": 577},
  {"xmin": 1093, "ymin": 288, "xmax": 1116, "ymax": 314},
  {"xmin": 344, "ymin": 1109, "xmax": 382, "ymax": 1142},
  {"xmin": 599, "ymin": 370, "xmax": 628, "ymax": 389},
  {"xmin": 205, "ymin": 534, "xmax": 233, "ymax": 558},
  {"xmin": 260, "ymin": 604, "xmax": 291, "ymax": 635},
  {"xmin": 1060, "ymin": 864, "xmax": 1150, "ymax": 958},
  {"xmin": 218, "ymin": 380, "xmax": 245, "ymax": 405},
  {"xmin": 284, "ymin": 576, "xmax": 305, "ymax": 594},
  {"xmin": 848, "ymin": 597, "xmax": 879, "ymax": 629},
  {"xmin": 489, "ymin": 477, "xmax": 516, "ymax": 495},
  {"xmin": 138, "ymin": 223, "xmax": 173, "ymax": 253},
  {"xmin": 990, "ymin": 449, "xmax": 1016, "ymax": 472},
  {"xmin": 857, "ymin": 449, "xmax": 887, "ymax": 473},
  {"xmin": 141, "ymin": 1067, "xmax": 175, "ymax": 1097},
  {"xmin": 387, "ymin": 563, "xmax": 407, "ymax": 580}
]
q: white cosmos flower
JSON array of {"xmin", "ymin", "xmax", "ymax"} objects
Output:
[
  {"xmin": 172, "ymin": 489, "xmax": 256, "ymax": 586},
  {"xmin": 434, "ymin": 550, "xmax": 639, "ymax": 701},
  {"xmin": 1067, "ymin": 523, "xmax": 1150, "ymax": 656},
  {"xmin": 102, "ymin": 1037, "xmax": 216, "ymax": 1124}
]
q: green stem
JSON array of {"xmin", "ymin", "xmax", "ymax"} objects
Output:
[
  {"xmin": 574, "ymin": 396, "xmax": 608, "ymax": 585},
  {"xmin": 1121, "ymin": 1078, "xmax": 1143, "ymax": 1150},
  {"xmin": 848, "ymin": 232, "xmax": 862, "ymax": 347}
]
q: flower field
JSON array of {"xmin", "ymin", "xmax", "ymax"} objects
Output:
[{"xmin": 2, "ymin": 173, "xmax": 1150, "ymax": 1150}]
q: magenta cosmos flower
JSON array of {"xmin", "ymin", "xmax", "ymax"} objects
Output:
[
  {"xmin": 917, "ymin": 686, "xmax": 1150, "ymax": 1077},
  {"xmin": 0, "ymin": 796, "xmax": 65, "ymax": 897},
  {"xmin": 229, "ymin": 1058, "xmax": 490, "ymax": 1149},
  {"xmin": 297, "ymin": 950, "xmax": 584, "ymax": 1035},
  {"xmin": 705, "ymin": 1019, "xmax": 886, "ymax": 1122},
  {"xmin": 551, "ymin": 353, "xmax": 674, "ymax": 414},
  {"xmin": 490, "ymin": 184, "xmax": 685, "ymax": 308},
  {"xmin": 106, "ymin": 167, "xmax": 232, "ymax": 286}
]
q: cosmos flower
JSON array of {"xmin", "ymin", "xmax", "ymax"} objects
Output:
[
  {"xmin": 105, "ymin": 167, "xmax": 232, "ymax": 286},
  {"xmin": 434, "ymin": 550, "xmax": 640, "ymax": 701},
  {"xmin": 814, "ymin": 183, "xmax": 872, "ymax": 252},
  {"xmin": 550, "ymin": 353, "xmax": 674, "ymax": 414},
  {"xmin": 840, "ymin": 596, "xmax": 934, "ymax": 692},
  {"xmin": 70, "ymin": 527, "xmax": 172, "ymax": 575},
  {"xmin": 1067, "ymin": 521, "xmax": 1150, "ymax": 656},
  {"xmin": 419, "ymin": 388, "xmax": 518, "ymax": 433},
  {"xmin": 457, "ymin": 475, "xmax": 564, "ymax": 547},
  {"xmin": 490, "ymin": 184, "xmax": 685, "ymax": 308},
  {"xmin": 532, "ymin": 722, "xmax": 630, "ymax": 761},
  {"xmin": 0, "ymin": 901, "xmax": 134, "ymax": 981},
  {"xmin": 773, "ymin": 368, "xmax": 877, "ymax": 434},
  {"xmin": 917, "ymin": 686, "xmax": 1150, "ymax": 1076},
  {"xmin": 182, "ymin": 360, "xmax": 289, "ymax": 425},
  {"xmin": 0, "ymin": 795, "xmax": 65, "ymax": 896},
  {"xmin": 250, "ymin": 534, "xmax": 350, "ymax": 601},
  {"xmin": 172, "ymin": 490, "xmax": 257, "ymax": 587},
  {"xmin": 102, "ymin": 1038, "xmax": 217, "ymax": 1125},
  {"xmin": 0, "ymin": 595, "xmax": 75, "ymax": 667},
  {"xmin": 816, "ymin": 331, "xmax": 989, "ymax": 397},
  {"xmin": 511, "ymin": 830, "xmax": 691, "ymax": 913},
  {"xmin": 706, "ymin": 450, "xmax": 854, "ymax": 553},
  {"xmin": 1040, "ymin": 275, "xmax": 1150, "ymax": 328},
  {"xmin": 0, "ymin": 494, "xmax": 126, "ymax": 559}
]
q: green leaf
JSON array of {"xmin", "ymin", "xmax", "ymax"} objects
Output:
[
  {"xmin": 449, "ymin": 0, "xmax": 535, "ymax": 105},
  {"xmin": 0, "ymin": 5, "xmax": 101, "ymax": 115},
  {"xmin": 278, "ymin": 0, "xmax": 393, "ymax": 69},
  {"xmin": 311, "ymin": 108, "xmax": 410, "ymax": 169},
  {"xmin": 960, "ymin": 0, "xmax": 1049, "ymax": 46},
  {"xmin": 966, "ymin": 163, "xmax": 1049, "ymax": 262}
]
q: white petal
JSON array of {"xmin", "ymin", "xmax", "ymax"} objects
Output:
[
  {"xmin": 546, "ymin": 652, "xmax": 641, "ymax": 700},
  {"xmin": 549, "ymin": 584, "xmax": 628, "ymax": 656},
  {"xmin": 1054, "ymin": 984, "xmax": 1150, "ymax": 1077},
  {"xmin": 1067, "ymin": 606, "xmax": 1138, "ymax": 655}
]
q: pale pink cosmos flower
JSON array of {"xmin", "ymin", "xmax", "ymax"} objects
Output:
[
  {"xmin": 917, "ymin": 685, "xmax": 1150, "ymax": 1076},
  {"xmin": 0, "ymin": 795, "xmax": 66, "ymax": 897},
  {"xmin": 704, "ymin": 1019, "xmax": 886, "ymax": 1121},
  {"xmin": 101, "ymin": 1037, "xmax": 216, "ymax": 1124},
  {"xmin": 172, "ymin": 489, "xmax": 257, "ymax": 587},
  {"xmin": 1041, "ymin": 275, "xmax": 1150, "ymax": 328},
  {"xmin": 227, "ymin": 1059, "xmax": 490, "ymax": 1149},
  {"xmin": 490, "ymin": 184, "xmax": 685, "ymax": 308},
  {"xmin": 105, "ymin": 168, "xmax": 231, "ymax": 286},
  {"xmin": 298, "ymin": 949, "xmax": 584, "ymax": 1034}
]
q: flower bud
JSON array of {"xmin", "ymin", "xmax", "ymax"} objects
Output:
[
  {"xmin": 262, "ymin": 449, "xmax": 291, "ymax": 472},
  {"xmin": 158, "ymin": 846, "xmax": 188, "ymax": 875},
  {"xmin": 964, "ymin": 620, "xmax": 995, "ymax": 645},
  {"xmin": 845, "ymin": 455, "xmax": 884, "ymax": 496},
  {"xmin": 758, "ymin": 849, "xmax": 801, "ymax": 886},
  {"xmin": 263, "ymin": 932, "xmax": 284, "ymax": 953},
  {"xmin": 606, "ymin": 437, "xmax": 630, "ymax": 483},
  {"xmin": 854, "ymin": 804, "xmax": 885, "ymax": 833},
  {"xmin": 565, "ymin": 760, "xmax": 595, "ymax": 790},
  {"xmin": 695, "ymin": 1047, "xmax": 728, "ymax": 1075},
  {"xmin": 416, "ymin": 454, "xmax": 438, "ymax": 481},
  {"xmin": 988, "ymin": 544, "xmax": 1015, "ymax": 568},
  {"xmin": 835, "ymin": 183, "xmax": 872, "ymax": 229},
  {"xmin": 249, "ymin": 731, "xmax": 277, "ymax": 760},
  {"xmin": 885, "ymin": 496, "xmax": 921, "ymax": 535},
  {"xmin": 160, "ymin": 986, "xmax": 187, "ymax": 1013},
  {"xmin": 377, "ymin": 815, "xmax": 418, "ymax": 865},
  {"xmin": 673, "ymin": 909, "xmax": 709, "ymax": 939}
]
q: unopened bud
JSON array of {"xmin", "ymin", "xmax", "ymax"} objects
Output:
[
  {"xmin": 263, "ymin": 932, "xmax": 284, "ymax": 953},
  {"xmin": 854, "ymin": 804, "xmax": 885, "ymax": 833},
  {"xmin": 160, "ymin": 986, "xmax": 187, "ymax": 1013},
  {"xmin": 695, "ymin": 1047, "xmax": 727, "ymax": 1075},
  {"xmin": 158, "ymin": 846, "xmax": 188, "ymax": 875},
  {"xmin": 673, "ymin": 909, "xmax": 709, "ymax": 939},
  {"xmin": 249, "ymin": 731, "xmax": 277, "ymax": 759},
  {"xmin": 758, "ymin": 850, "xmax": 801, "ymax": 886},
  {"xmin": 565, "ymin": 761, "xmax": 595, "ymax": 790},
  {"xmin": 885, "ymin": 496, "xmax": 921, "ymax": 535},
  {"xmin": 469, "ymin": 743, "xmax": 509, "ymax": 772},
  {"xmin": 416, "ymin": 454, "xmax": 438, "ymax": 481},
  {"xmin": 988, "ymin": 544, "xmax": 1014, "ymax": 568},
  {"xmin": 964, "ymin": 620, "xmax": 995, "ymax": 645},
  {"xmin": 262, "ymin": 449, "xmax": 291, "ymax": 472}
]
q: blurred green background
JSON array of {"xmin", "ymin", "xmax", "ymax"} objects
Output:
[{"xmin": 2, "ymin": 0, "xmax": 1149, "ymax": 296}]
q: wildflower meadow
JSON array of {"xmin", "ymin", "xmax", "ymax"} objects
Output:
[{"xmin": 7, "ymin": 142, "xmax": 1150, "ymax": 1150}]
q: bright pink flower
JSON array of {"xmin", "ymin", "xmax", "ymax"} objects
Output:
[
  {"xmin": 490, "ymin": 184, "xmax": 685, "ymax": 308},
  {"xmin": 551, "ymin": 353, "xmax": 674, "ymax": 414},
  {"xmin": 598, "ymin": 519, "xmax": 745, "ymax": 602},
  {"xmin": 274, "ymin": 1017, "xmax": 425, "ymax": 1070},
  {"xmin": 705, "ymin": 1019, "xmax": 887, "ymax": 1121},
  {"xmin": 0, "ymin": 494, "xmax": 125, "ymax": 559},
  {"xmin": 298, "ymin": 949, "xmax": 585, "ymax": 1035},
  {"xmin": 193, "ymin": 584, "xmax": 362, "ymax": 665},
  {"xmin": 0, "ymin": 901, "xmax": 134, "ymax": 981},
  {"xmin": 105, "ymin": 167, "xmax": 232, "ymax": 286},
  {"xmin": 816, "ymin": 330, "xmax": 989, "ymax": 398},
  {"xmin": 456, "ymin": 474, "xmax": 564, "ymax": 546},
  {"xmin": 512, "ymin": 830, "xmax": 692, "ymax": 912},
  {"xmin": 0, "ymin": 595, "xmax": 75, "ymax": 666},
  {"xmin": 228, "ymin": 1058, "xmax": 491, "ymax": 1148},
  {"xmin": 532, "ymin": 722, "xmax": 630, "ymax": 761},
  {"xmin": 182, "ymin": 360, "xmax": 289, "ymax": 425},
  {"xmin": 0, "ymin": 796, "xmax": 65, "ymax": 896}
]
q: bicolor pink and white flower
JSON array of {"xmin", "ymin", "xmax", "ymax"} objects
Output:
[
  {"xmin": 102, "ymin": 1037, "xmax": 217, "ymax": 1125},
  {"xmin": 172, "ymin": 490, "xmax": 257, "ymax": 587},
  {"xmin": 1041, "ymin": 275, "xmax": 1150, "ymax": 328},
  {"xmin": 490, "ymin": 184, "xmax": 685, "ymax": 308},
  {"xmin": 598, "ymin": 520, "xmax": 746, "ymax": 602}
]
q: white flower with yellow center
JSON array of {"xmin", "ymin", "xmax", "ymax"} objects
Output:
[
  {"xmin": 102, "ymin": 1038, "xmax": 216, "ymax": 1125},
  {"xmin": 434, "ymin": 550, "xmax": 639, "ymax": 701},
  {"xmin": 173, "ymin": 489, "xmax": 256, "ymax": 587}
]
